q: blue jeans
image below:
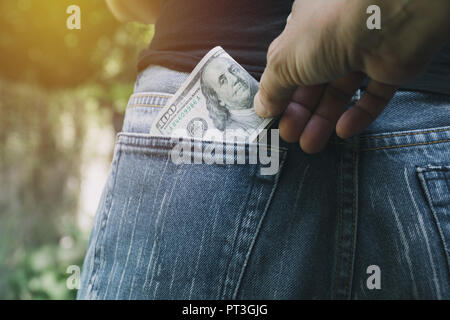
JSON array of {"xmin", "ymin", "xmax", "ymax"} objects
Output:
[{"xmin": 77, "ymin": 66, "xmax": 450, "ymax": 299}]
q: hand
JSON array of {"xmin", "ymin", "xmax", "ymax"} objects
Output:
[{"xmin": 254, "ymin": 0, "xmax": 450, "ymax": 153}]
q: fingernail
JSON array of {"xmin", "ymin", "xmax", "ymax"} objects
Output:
[{"xmin": 254, "ymin": 92, "xmax": 268, "ymax": 117}]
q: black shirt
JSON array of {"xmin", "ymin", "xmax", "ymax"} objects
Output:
[
  {"xmin": 138, "ymin": 0, "xmax": 449, "ymax": 95},
  {"xmin": 138, "ymin": 0, "xmax": 295, "ymax": 81}
]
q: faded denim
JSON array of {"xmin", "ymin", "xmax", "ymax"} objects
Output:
[{"xmin": 77, "ymin": 65, "xmax": 450, "ymax": 300}]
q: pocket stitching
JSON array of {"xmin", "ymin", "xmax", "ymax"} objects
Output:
[
  {"xmin": 416, "ymin": 164, "xmax": 450, "ymax": 278},
  {"xmin": 87, "ymin": 143, "xmax": 123, "ymax": 298}
]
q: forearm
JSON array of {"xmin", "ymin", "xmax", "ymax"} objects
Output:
[{"xmin": 106, "ymin": 0, "xmax": 161, "ymax": 24}]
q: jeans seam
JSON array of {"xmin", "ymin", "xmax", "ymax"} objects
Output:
[
  {"xmin": 346, "ymin": 149, "xmax": 358, "ymax": 299},
  {"xmin": 130, "ymin": 93, "xmax": 173, "ymax": 99},
  {"xmin": 333, "ymin": 138, "xmax": 359, "ymax": 299},
  {"xmin": 333, "ymin": 152, "xmax": 345, "ymax": 299},
  {"xmin": 127, "ymin": 104, "xmax": 165, "ymax": 108},
  {"xmin": 360, "ymin": 139, "xmax": 450, "ymax": 151},
  {"xmin": 232, "ymin": 150, "xmax": 288, "ymax": 299},
  {"xmin": 417, "ymin": 169, "xmax": 450, "ymax": 280},
  {"xmin": 220, "ymin": 167, "xmax": 257, "ymax": 299},
  {"xmin": 360, "ymin": 128, "xmax": 450, "ymax": 140},
  {"xmin": 87, "ymin": 144, "xmax": 122, "ymax": 299},
  {"xmin": 333, "ymin": 139, "xmax": 450, "ymax": 151}
]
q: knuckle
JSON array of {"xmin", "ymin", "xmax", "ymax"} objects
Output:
[{"xmin": 267, "ymin": 36, "xmax": 284, "ymax": 68}]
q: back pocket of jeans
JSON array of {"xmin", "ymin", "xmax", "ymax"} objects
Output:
[
  {"xmin": 417, "ymin": 165, "xmax": 450, "ymax": 270},
  {"xmin": 91, "ymin": 133, "xmax": 287, "ymax": 299}
]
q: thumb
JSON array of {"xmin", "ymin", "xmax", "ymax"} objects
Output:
[
  {"xmin": 254, "ymin": 0, "xmax": 352, "ymax": 118},
  {"xmin": 254, "ymin": 31, "xmax": 298, "ymax": 118}
]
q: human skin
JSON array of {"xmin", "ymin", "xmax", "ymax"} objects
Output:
[{"xmin": 254, "ymin": 0, "xmax": 450, "ymax": 153}]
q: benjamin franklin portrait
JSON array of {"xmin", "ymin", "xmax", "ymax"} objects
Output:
[{"xmin": 200, "ymin": 57, "xmax": 264, "ymax": 133}]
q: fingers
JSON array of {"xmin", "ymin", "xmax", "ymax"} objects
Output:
[
  {"xmin": 254, "ymin": 21, "xmax": 299, "ymax": 118},
  {"xmin": 254, "ymin": 63, "xmax": 297, "ymax": 118},
  {"xmin": 300, "ymin": 72, "xmax": 366, "ymax": 153},
  {"xmin": 336, "ymin": 80, "xmax": 398, "ymax": 139},
  {"xmin": 278, "ymin": 85, "xmax": 325, "ymax": 142},
  {"xmin": 278, "ymin": 72, "xmax": 365, "ymax": 153},
  {"xmin": 280, "ymin": 77, "xmax": 396, "ymax": 153}
]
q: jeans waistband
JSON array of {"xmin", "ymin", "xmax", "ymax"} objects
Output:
[
  {"xmin": 122, "ymin": 65, "xmax": 189, "ymax": 134},
  {"xmin": 122, "ymin": 65, "xmax": 450, "ymax": 151},
  {"xmin": 127, "ymin": 92, "xmax": 173, "ymax": 109},
  {"xmin": 123, "ymin": 92, "xmax": 174, "ymax": 134}
]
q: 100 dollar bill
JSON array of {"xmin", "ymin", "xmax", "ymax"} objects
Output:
[{"xmin": 149, "ymin": 46, "xmax": 273, "ymax": 142}]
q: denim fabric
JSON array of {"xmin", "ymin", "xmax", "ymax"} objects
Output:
[{"xmin": 77, "ymin": 65, "xmax": 450, "ymax": 300}]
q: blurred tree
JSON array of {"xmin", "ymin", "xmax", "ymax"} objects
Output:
[
  {"xmin": 1, "ymin": 0, "xmax": 121, "ymax": 86},
  {"xmin": 0, "ymin": 0, "xmax": 154, "ymax": 299}
]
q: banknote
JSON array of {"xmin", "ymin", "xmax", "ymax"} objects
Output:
[{"xmin": 149, "ymin": 46, "xmax": 273, "ymax": 142}]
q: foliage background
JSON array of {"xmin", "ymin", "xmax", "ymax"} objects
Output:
[{"xmin": 0, "ymin": 0, "xmax": 153, "ymax": 299}]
